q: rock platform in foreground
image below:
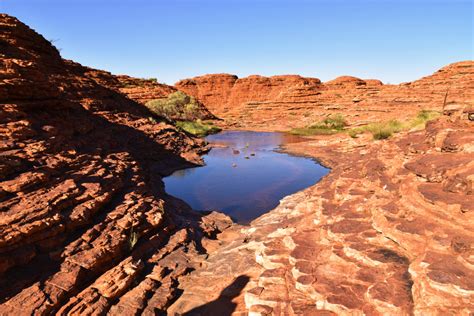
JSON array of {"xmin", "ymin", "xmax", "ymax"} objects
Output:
[
  {"xmin": 169, "ymin": 113, "xmax": 474, "ymax": 315},
  {"xmin": 1, "ymin": 13, "xmax": 473, "ymax": 315}
]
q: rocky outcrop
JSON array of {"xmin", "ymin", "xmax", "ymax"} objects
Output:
[
  {"xmin": 114, "ymin": 76, "xmax": 217, "ymax": 120},
  {"xmin": 172, "ymin": 61, "xmax": 474, "ymax": 314},
  {"xmin": 62, "ymin": 67, "xmax": 217, "ymax": 121},
  {"xmin": 168, "ymin": 112, "xmax": 474, "ymax": 315},
  {"xmin": 176, "ymin": 61, "xmax": 474, "ymax": 130},
  {"xmin": 0, "ymin": 14, "xmax": 230, "ymax": 315},
  {"xmin": 99, "ymin": 73, "xmax": 217, "ymax": 121},
  {"xmin": 1, "ymin": 13, "xmax": 473, "ymax": 315}
]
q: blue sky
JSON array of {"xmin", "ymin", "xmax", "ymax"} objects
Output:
[{"xmin": 1, "ymin": 0, "xmax": 472, "ymax": 84}]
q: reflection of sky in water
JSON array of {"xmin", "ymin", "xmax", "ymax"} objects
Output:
[{"xmin": 164, "ymin": 131, "xmax": 328, "ymax": 224}]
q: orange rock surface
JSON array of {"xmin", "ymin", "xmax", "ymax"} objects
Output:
[
  {"xmin": 1, "ymin": 13, "xmax": 473, "ymax": 315},
  {"xmin": 176, "ymin": 62, "xmax": 473, "ymax": 130},
  {"xmin": 168, "ymin": 112, "xmax": 474, "ymax": 315},
  {"xmin": 0, "ymin": 14, "xmax": 230, "ymax": 315}
]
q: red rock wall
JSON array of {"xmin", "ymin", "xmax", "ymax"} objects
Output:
[
  {"xmin": 1, "ymin": 13, "xmax": 473, "ymax": 315},
  {"xmin": 0, "ymin": 14, "xmax": 229, "ymax": 314},
  {"xmin": 176, "ymin": 61, "xmax": 474, "ymax": 130}
]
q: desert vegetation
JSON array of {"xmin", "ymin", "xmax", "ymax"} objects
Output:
[
  {"xmin": 146, "ymin": 91, "xmax": 203, "ymax": 121},
  {"xmin": 291, "ymin": 110, "xmax": 440, "ymax": 139},
  {"xmin": 120, "ymin": 77, "xmax": 160, "ymax": 88},
  {"xmin": 146, "ymin": 91, "xmax": 221, "ymax": 136},
  {"xmin": 290, "ymin": 113, "xmax": 347, "ymax": 136},
  {"xmin": 348, "ymin": 110, "xmax": 440, "ymax": 139},
  {"xmin": 176, "ymin": 120, "xmax": 222, "ymax": 137}
]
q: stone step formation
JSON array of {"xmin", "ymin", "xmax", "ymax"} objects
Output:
[{"xmin": 1, "ymin": 13, "xmax": 473, "ymax": 315}]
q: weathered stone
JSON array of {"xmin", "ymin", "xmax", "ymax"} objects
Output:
[{"xmin": 1, "ymin": 12, "xmax": 473, "ymax": 316}]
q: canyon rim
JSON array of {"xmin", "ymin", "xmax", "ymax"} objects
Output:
[{"xmin": 1, "ymin": 10, "xmax": 474, "ymax": 316}]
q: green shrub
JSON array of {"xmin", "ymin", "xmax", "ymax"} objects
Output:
[
  {"xmin": 347, "ymin": 110, "xmax": 440, "ymax": 140},
  {"xmin": 410, "ymin": 110, "xmax": 440, "ymax": 129},
  {"xmin": 290, "ymin": 127, "xmax": 339, "ymax": 136},
  {"xmin": 348, "ymin": 129, "xmax": 359, "ymax": 138},
  {"xmin": 318, "ymin": 113, "xmax": 347, "ymax": 130},
  {"xmin": 372, "ymin": 129, "xmax": 393, "ymax": 140},
  {"xmin": 176, "ymin": 120, "xmax": 221, "ymax": 137},
  {"xmin": 146, "ymin": 91, "xmax": 204, "ymax": 121},
  {"xmin": 348, "ymin": 120, "xmax": 402, "ymax": 140},
  {"xmin": 290, "ymin": 114, "xmax": 347, "ymax": 135}
]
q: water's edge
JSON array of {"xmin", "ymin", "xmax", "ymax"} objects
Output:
[{"xmin": 163, "ymin": 131, "xmax": 329, "ymax": 224}]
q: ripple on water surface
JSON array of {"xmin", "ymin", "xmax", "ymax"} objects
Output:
[{"xmin": 163, "ymin": 131, "xmax": 329, "ymax": 224}]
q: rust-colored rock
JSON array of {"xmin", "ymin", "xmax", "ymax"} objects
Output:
[
  {"xmin": 176, "ymin": 61, "xmax": 474, "ymax": 131},
  {"xmin": 1, "ymin": 13, "xmax": 474, "ymax": 316},
  {"xmin": 169, "ymin": 113, "xmax": 474, "ymax": 315},
  {"xmin": 0, "ymin": 14, "xmax": 229, "ymax": 315}
]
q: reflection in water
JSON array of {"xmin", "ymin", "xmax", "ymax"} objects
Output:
[{"xmin": 164, "ymin": 131, "xmax": 328, "ymax": 224}]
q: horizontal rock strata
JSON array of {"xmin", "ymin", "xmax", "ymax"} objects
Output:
[
  {"xmin": 0, "ymin": 14, "xmax": 230, "ymax": 315},
  {"xmin": 175, "ymin": 62, "xmax": 474, "ymax": 130},
  {"xmin": 1, "ymin": 13, "xmax": 473, "ymax": 315}
]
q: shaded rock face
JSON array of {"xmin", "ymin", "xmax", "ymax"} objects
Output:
[
  {"xmin": 0, "ymin": 14, "xmax": 232, "ymax": 315},
  {"xmin": 87, "ymin": 72, "xmax": 218, "ymax": 121},
  {"xmin": 64, "ymin": 67, "xmax": 217, "ymax": 122},
  {"xmin": 176, "ymin": 61, "xmax": 474, "ymax": 130},
  {"xmin": 113, "ymin": 76, "xmax": 218, "ymax": 121}
]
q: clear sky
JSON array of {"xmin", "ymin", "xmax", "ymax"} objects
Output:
[{"xmin": 1, "ymin": 0, "xmax": 472, "ymax": 84}]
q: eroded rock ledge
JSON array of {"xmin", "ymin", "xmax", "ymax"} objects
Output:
[
  {"xmin": 0, "ymin": 14, "xmax": 231, "ymax": 315},
  {"xmin": 175, "ymin": 61, "xmax": 473, "ymax": 131},
  {"xmin": 1, "ymin": 13, "xmax": 473, "ymax": 316},
  {"xmin": 168, "ymin": 114, "xmax": 474, "ymax": 315}
]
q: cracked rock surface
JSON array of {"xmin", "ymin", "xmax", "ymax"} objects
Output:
[
  {"xmin": 1, "ymin": 13, "xmax": 473, "ymax": 315},
  {"xmin": 169, "ymin": 115, "xmax": 473, "ymax": 315},
  {"xmin": 0, "ymin": 14, "xmax": 231, "ymax": 315}
]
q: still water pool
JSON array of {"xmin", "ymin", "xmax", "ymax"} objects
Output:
[{"xmin": 164, "ymin": 131, "xmax": 328, "ymax": 224}]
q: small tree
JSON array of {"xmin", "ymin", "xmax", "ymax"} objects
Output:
[{"xmin": 146, "ymin": 91, "xmax": 203, "ymax": 121}]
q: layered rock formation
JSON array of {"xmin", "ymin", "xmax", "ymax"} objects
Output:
[
  {"xmin": 168, "ymin": 112, "xmax": 474, "ymax": 315},
  {"xmin": 71, "ymin": 67, "xmax": 216, "ymax": 121},
  {"xmin": 0, "ymin": 14, "xmax": 230, "ymax": 315},
  {"xmin": 1, "ymin": 13, "xmax": 473, "ymax": 316},
  {"xmin": 176, "ymin": 62, "xmax": 474, "ymax": 130}
]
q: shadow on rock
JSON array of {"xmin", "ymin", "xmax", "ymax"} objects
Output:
[{"xmin": 182, "ymin": 275, "xmax": 250, "ymax": 316}]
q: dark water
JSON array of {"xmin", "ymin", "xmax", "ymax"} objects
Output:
[{"xmin": 164, "ymin": 131, "xmax": 329, "ymax": 223}]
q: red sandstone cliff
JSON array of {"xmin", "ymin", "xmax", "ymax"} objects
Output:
[
  {"xmin": 0, "ymin": 14, "xmax": 231, "ymax": 315},
  {"xmin": 176, "ymin": 61, "xmax": 474, "ymax": 130},
  {"xmin": 1, "ymin": 13, "xmax": 473, "ymax": 315}
]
